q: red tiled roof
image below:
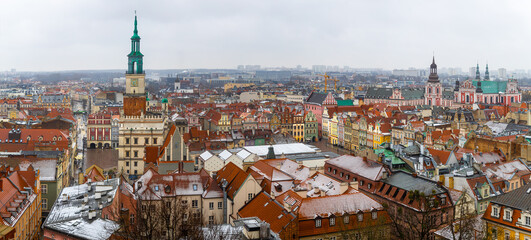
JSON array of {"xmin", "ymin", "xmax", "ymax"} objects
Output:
[
  {"xmin": 238, "ymin": 192, "xmax": 296, "ymax": 234},
  {"xmin": 215, "ymin": 162, "xmax": 250, "ymax": 199},
  {"xmin": 427, "ymin": 148, "xmax": 451, "ymax": 165}
]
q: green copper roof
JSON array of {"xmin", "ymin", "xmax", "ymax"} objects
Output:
[
  {"xmin": 162, "ymin": 98, "xmax": 168, "ymax": 103},
  {"xmin": 131, "ymin": 15, "xmax": 140, "ymax": 40},
  {"xmin": 336, "ymin": 99, "xmax": 354, "ymax": 106},
  {"xmin": 472, "ymin": 80, "xmax": 507, "ymax": 94}
]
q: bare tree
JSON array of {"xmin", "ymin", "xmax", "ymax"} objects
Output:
[
  {"xmin": 383, "ymin": 190, "xmax": 452, "ymax": 240},
  {"xmin": 108, "ymin": 192, "xmax": 240, "ymax": 240},
  {"xmin": 448, "ymin": 190, "xmax": 485, "ymax": 240}
]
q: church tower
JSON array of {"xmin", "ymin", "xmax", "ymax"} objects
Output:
[
  {"xmin": 425, "ymin": 56, "xmax": 443, "ymax": 106},
  {"xmin": 123, "ymin": 14, "xmax": 147, "ymax": 116},
  {"xmin": 485, "ymin": 64, "xmax": 490, "ymax": 80}
]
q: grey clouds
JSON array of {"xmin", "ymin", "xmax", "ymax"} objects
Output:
[{"xmin": 1, "ymin": 0, "xmax": 530, "ymax": 71}]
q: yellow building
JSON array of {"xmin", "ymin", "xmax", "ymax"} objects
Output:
[
  {"xmin": 224, "ymin": 83, "xmax": 255, "ymax": 92},
  {"xmin": 483, "ymin": 182, "xmax": 531, "ymax": 240},
  {"xmin": 329, "ymin": 113, "xmax": 338, "ymax": 145}
]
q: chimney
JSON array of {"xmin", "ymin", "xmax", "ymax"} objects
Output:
[{"xmin": 340, "ymin": 182, "xmax": 348, "ymax": 194}]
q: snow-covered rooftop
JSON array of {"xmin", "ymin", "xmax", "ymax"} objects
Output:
[
  {"xmin": 244, "ymin": 143, "xmax": 316, "ymax": 157},
  {"xmin": 43, "ymin": 178, "xmax": 121, "ymax": 240}
]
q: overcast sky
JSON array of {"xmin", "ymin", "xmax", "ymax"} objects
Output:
[{"xmin": 1, "ymin": 0, "xmax": 531, "ymax": 71}]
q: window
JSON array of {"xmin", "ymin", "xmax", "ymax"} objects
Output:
[
  {"xmin": 484, "ymin": 188, "xmax": 488, "ymax": 196},
  {"xmin": 125, "ymin": 138, "xmax": 130, "ymax": 144},
  {"xmin": 134, "ymin": 151, "xmax": 138, "ymax": 158},
  {"xmin": 526, "ymin": 216, "xmax": 530, "ymax": 226},
  {"xmin": 504, "ymin": 209, "xmax": 512, "ymax": 221},
  {"xmin": 357, "ymin": 213, "xmax": 363, "ymax": 222},
  {"xmin": 333, "ymin": 169, "xmax": 337, "ymax": 174},
  {"xmin": 42, "ymin": 199, "xmax": 47, "ymax": 209},
  {"xmin": 133, "ymin": 138, "xmax": 138, "ymax": 144},
  {"xmin": 505, "ymin": 232, "xmax": 510, "ymax": 240},
  {"xmin": 372, "ymin": 211, "xmax": 377, "ymax": 219},
  {"xmin": 41, "ymin": 184, "xmax": 48, "ymax": 194},
  {"xmin": 209, "ymin": 202, "xmax": 214, "ymax": 210},
  {"xmin": 315, "ymin": 218, "xmax": 322, "ymax": 228},
  {"xmin": 166, "ymin": 201, "xmax": 171, "ymax": 208},
  {"xmin": 248, "ymin": 193, "xmax": 254, "ymax": 200},
  {"xmin": 340, "ymin": 172, "xmax": 344, "ymax": 177},
  {"xmin": 153, "ymin": 138, "xmax": 158, "ymax": 144},
  {"xmin": 134, "ymin": 161, "xmax": 138, "ymax": 167},
  {"xmin": 218, "ymin": 202, "xmax": 223, "ymax": 209},
  {"xmin": 330, "ymin": 216, "xmax": 335, "ymax": 226},
  {"xmin": 328, "ymin": 167, "xmax": 331, "ymax": 172},
  {"xmin": 126, "ymin": 161, "xmax": 129, "ymax": 167},
  {"xmin": 130, "ymin": 214, "xmax": 134, "ymax": 224},
  {"xmin": 145, "ymin": 137, "xmax": 149, "ymax": 144},
  {"xmin": 125, "ymin": 151, "xmax": 130, "ymax": 158},
  {"xmin": 193, "ymin": 184, "xmax": 198, "ymax": 191},
  {"xmin": 209, "ymin": 216, "xmax": 214, "ymax": 225},
  {"xmin": 492, "ymin": 206, "xmax": 499, "ymax": 217},
  {"xmin": 192, "ymin": 200, "xmax": 198, "ymax": 208},
  {"xmin": 343, "ymin": 215, "xmax": 349, "ymax": 224}
]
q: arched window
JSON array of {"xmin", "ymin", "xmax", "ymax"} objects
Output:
[{"xmin": 428, "ymin": 88, "xmax": 432, "ymax": 94}]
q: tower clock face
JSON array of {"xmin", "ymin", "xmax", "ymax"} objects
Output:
[{"xmin": 131, "ymin": 78, "xmax": 138, "ymax": 87}]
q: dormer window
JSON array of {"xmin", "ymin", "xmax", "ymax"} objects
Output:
[
  {"xmin": 504, "ymin": 208, "xmax": 513, "ymax": 222},
  {"xmin": 193, "ymin": 184, "xmax": 198, "ymax": 191},
  {"xmin": 329, "ymin": 216, "xmax": 336, "ymax": 226},
  {"xmin": 315, "ymin": 218, "xmax": 322, "ymax": 228},
  {"xmin": 492, "ymin": 205, "xmax": 500, "ymax": 218}
]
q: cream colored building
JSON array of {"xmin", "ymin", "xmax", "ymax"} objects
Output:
[{"xmin": 117, "ymin": 113, "xmax": 166, "ymax": 177}]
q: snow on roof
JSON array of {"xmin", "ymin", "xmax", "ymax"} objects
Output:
[
  {"xmin": 236, "ymin": 149, "xmax": 252, "ymax": 160},
  {"xmin": 244, "ymin": 143, "xmax": 316, "ymax": 157},
  {"xmin": 45, "ymin": 218, "xmax": 119, "ymax": 240},
  {"xmin": 483, "ymin": 160, "xmax": 530, "ymax": 181},
  {"xmin": 325, "ymin": 155, "xmax": 386, "ymax": 181},
  {"xmin": 301, "ymin": 173, "xmax": 343, "ymax": 197},
  {"xmin": 219, "ymin": 150, "xmax": 232, "ymax": 161},
  {"xmin": 44, "ymin": 178, "xmax": 121, "ymax": 240},
  {"xmin": 298, "ymin": 192, "xmax": 383, "ymax": 219},
  {"xmin": 200, "ymin": 151, "xmax": 213, "ymax": 161},
  {"xmin": 19, "ymin": 160, "xmax": 57, "ymax": 181}
]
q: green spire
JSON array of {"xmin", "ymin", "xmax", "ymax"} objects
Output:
[
  {"xmin": 485, "ymin": 63, "xmax": 490, "ymax": 80},
  {"xmin": 475, "ymin": 63, "xmax": 481, "ymax": 80},
  {"xmin": 127, "ymin": 12, "xmax": 143, "ymax": 74},
  {"xmin": 131, "ymin": 12, "xmax": 140, "ymax": 40}
]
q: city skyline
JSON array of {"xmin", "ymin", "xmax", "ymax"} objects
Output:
[{"xmin": 2, "ymin": 1, "xmax": 531, "ymax": 71}]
